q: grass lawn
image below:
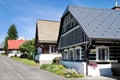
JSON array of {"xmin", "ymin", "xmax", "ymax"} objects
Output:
[
  {"xmin": 40, "ymin": 64, "xmax": 83, "ymax": 78},
  {"xmin": 12, "ymin": 57, "xmax": 39, "ymax": 66}
]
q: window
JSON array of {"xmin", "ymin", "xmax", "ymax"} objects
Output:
[
  {"xmin": 98, "ymin": 49, "xmax": 108, "ymax": 60},
  {"xmin": 63, "ymin": 49, "xmax": 68, "ymax": 60},
  {"xmin": 68, "ymin": 48, "xmax": 74, "ymax": 60},
  {"xmin": 96, "ymin": 46, "xmax": 109, "ymax": 61},
  {"xmin": 49, "ymin": 45, "xmax": 56, "ymax": 53},
  {"xmin": 74, "ymin": 47, "xmax": 82, "ymax": 60}
]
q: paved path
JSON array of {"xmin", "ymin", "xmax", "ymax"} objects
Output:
[
  {"xmin": 0, "ymin": 55, "xmax": 65, "ymax": 80},
  {"xmin": 0, "ymin": 55, "xmax": 119, "ymax": 80}
]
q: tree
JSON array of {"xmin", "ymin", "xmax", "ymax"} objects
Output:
[
  {"xmin": 19, "ymin": 39, "xmax": 36, "ymax": 60},
  {"xmin": 7, "ymin": 24, "xmax": 18, "ymax": 40},
  {"xmin": 4, "ymin": 24, "xmax": 18, "ymax": 53},
  {"xmin": 3, "ymin": 36, "xmax": 9, "ymax": 53}
]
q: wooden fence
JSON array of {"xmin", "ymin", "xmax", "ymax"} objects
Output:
[{"xmin": 112, "ymin": 63, "xmax": 120, "ymax": 77}]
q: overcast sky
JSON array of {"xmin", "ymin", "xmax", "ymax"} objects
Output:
[{"xmin": 0, "ymin": 0, "xmax": 119, "ymax": 43}]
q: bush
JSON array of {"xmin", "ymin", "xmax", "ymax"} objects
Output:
[
  {"xmin": 40, "ymin": 64, "xmax": 83, "ymax": 78},
  {"xmin": 40, "ymin": 64, "xmax": 51, "ymax": 70},
  {"xmin": 28, "ymin": 52, "xmax": 35, "ymax": 60},
  {"xmin": 52, "ymin": 57, "xmax": 61, "ymax": 64},
  {"xmin": 20, "ymin": 53, "xmax": 28, "ymax": 58}
]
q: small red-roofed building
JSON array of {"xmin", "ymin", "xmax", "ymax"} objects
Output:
[{"xmin": 8, "ymin": 40, "xmax": 26, "ymax": 57}]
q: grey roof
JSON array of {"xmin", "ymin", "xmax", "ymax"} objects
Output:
[
  {"xmin": 67, "ymin": 5, "xmax": 120, "ymax": 40},
  {"xmin": 0, "ymin": 42, "xmax": 4, "ymax": 49}
]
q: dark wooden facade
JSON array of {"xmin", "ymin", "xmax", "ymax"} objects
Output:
[
  {"xmin": 88, "ymin": 40, "xmax": 120, "ymax": 62},
  {"xmin": 58, "ymin": 12, "xmax": 88, "ymax": 48},
  {"xmin": 57, "ymin": 12, "xmax": 120, "ymax": 63}
]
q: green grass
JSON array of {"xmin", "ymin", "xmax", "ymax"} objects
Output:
[
  {"xmin": 12, "ymin": 57, "xmax": 39, "ymax": 66},
  {"xmin": 40, "ymin": 64, "xmax": 83, "ymax": 78}
]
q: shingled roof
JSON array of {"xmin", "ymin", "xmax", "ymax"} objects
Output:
[
  {"xmin": 36, "ymin": 20, "xmax": 60, "ymax": 43},
  {"xmin": 65, "ymin": 5, "xmax": 120, "ymax": 40}
]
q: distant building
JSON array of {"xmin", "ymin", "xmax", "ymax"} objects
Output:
[
  {"xmin": 0, "ymin": 42, "xmax": 5, "ymax": 54},
  {"xmin": 8, "ymin": 40, "xmax": 26, "ymax": 57},
  {"xmin": 35, "ymin": 19, "xmax": 61, "ymax": 64}
]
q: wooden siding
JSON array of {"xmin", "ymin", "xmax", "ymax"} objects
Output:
[
  {"xmin": 58, "ymin": 12, "xmax": 89, "ymax": 49},
  {"xmin": 88, "ymin": 41, "xmax": 120, "ymax": 61},
  {"xmin": 89, "ymin": 54, "xmax": 96, "ymax": 60},
  {"xmin": 60, "ymin": 26, "xmax": 88, "ymax": 48},
  {"xmin": 61, "ymin": 13, "xmax": 78, "ymax": 35},
  {"xmin": 112, "ymin": 63, "xmax": 120, "ymax": 77},
  {"xmin": 42, "ymin": 45, "xmax": 49, "ymax": 53},
  {"xmin": 109, "ymin": 46, "xmax": 120, "ymax": 60}
]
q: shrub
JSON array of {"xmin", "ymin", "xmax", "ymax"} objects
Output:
[
  {"xmin": 52, "ymin": 57, "xmax": 61, "ymax": 64},
  {"xmin": 40, "ymin": 64, "xmax": 51, "ymax": 70},
  {"xmin": 40, "ymin": 64, "xmax": 83, "ymax": 78},
  {"xmin": 20, "ymin": 53, "xmax": 28, "ymax": 58}
]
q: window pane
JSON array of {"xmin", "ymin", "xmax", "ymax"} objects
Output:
[
  {"xmin": 50, "ymin": 45, "xmax": 56, "ymax": 53},
  {"xmin": 76, "ymin": 49, "xmax": 80, "ymax": 60},
  {"xmin": 75, "ymin": 49, "xmax": 81, "ymax": 60},
  {"xmin": 98, "ymin": 48, "xmax": 108, "ymax": 61}
]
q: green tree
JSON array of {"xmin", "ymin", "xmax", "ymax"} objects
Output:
[
  {"xmin": 19, "ymin": 39, "xmax": 36, "ymax": 60},
  {"xmin": 7, "ymin": 24, "xmax": 18, "ymax": 40},
  {"xmin": 4, "ymin": 24, "xmax": 18, "ymax": 53},
  {"xmin": 3, "ymin": 36, "xmax": 9, "ymax": 53}
]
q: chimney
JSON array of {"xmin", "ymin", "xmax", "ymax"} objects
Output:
[{"xmin": 112, "ymin": 1, "xmax": 120, "ymax": 10}]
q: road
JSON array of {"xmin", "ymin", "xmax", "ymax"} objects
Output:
[
  {"xmin": 0, "ymin": 55, "xmax": 65, "ymax": 80},
  {"xmin": 0, "ymin": 55, "xmax": 119, "ymax": 80}
]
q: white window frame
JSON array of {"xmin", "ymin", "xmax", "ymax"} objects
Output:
[
  {"xmin": 63, "ymin": 49, "xmax": 68, "ymax": 60},
  {"xmin": 96, "ymin": 46, "xmax": 109, "ymax": 62},
  {"xmin": 75, "ymin": 46, "xmax": 82, "ymax": 60},
  {"xmin": 69, "ymin": 48, "xmax": 74, "ymax": 60}
]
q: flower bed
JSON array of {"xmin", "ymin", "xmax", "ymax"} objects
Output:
[{"xmin": 40, "ymin": 64, "xmax": 83, "ymax": 78}]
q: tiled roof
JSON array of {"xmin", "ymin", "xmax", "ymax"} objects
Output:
[
  {"xmin": 67, "ymin": 5, "xmax": 120, "ymax": 39},
  {"xmin": 8, "ymin": 40, "xmax": 26, "ymax": 50},
  {"xmin": 36, "ymin": 20, "xmax": 60, "ymax": 43}
]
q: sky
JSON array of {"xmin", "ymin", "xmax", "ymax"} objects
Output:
[{"xmin": 0, "ymin": 0, "xmax": 119, "ymax": 43}]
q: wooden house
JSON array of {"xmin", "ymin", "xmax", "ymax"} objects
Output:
[
  {"xmin": 35, "ymin": 19, "xmax": 61, "ymax": 64},
  {"xmin": 57, "ymin": 5, "xmax": 120, "ymax": 76}
]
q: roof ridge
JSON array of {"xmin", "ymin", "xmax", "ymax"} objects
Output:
[
  {"xmin": 68, "ymin": 5, "xmax": 120, "ymax": 12},
  {"xmin": 37, "ymin": 19, "xmax": 60, "ymax": 22}
]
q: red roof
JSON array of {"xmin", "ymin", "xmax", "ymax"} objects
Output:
[{"xmin": 8, "ymin": 40, "xmax": 26, "ymax": 50}]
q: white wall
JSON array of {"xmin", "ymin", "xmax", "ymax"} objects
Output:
[
  {"xmin": 35, "ymin": 53, "xmax": 62, "ymax": 65},
  {"xmin": 60, "ymin": 61, "xmax": 86, "ymax": 75},
  {"xmin": 88, "ymin": 64, "xmax": 112, "ymax": 76},
  {"xmin": 39, "ymin": 53, "xmax": 61, "ymax": 61},
  {"xmin": 60, "ymin": 61, "xmax": 112, "ymax": 76},
  {"xmin": 0, "ymin": 51, "xmax": 5, "ymax": 54}
]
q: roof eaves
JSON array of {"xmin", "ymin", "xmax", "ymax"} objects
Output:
[
  {"xmin": 90, "ymin": 37, "xmax": 120, "ymax": 41},
  {"xmin": 37, "ymin": 19, "xmax": 60, "ymax": 23},
  {"xmin": 38, "ymin": 40, "xmax": 57, "ymax": 44}
]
